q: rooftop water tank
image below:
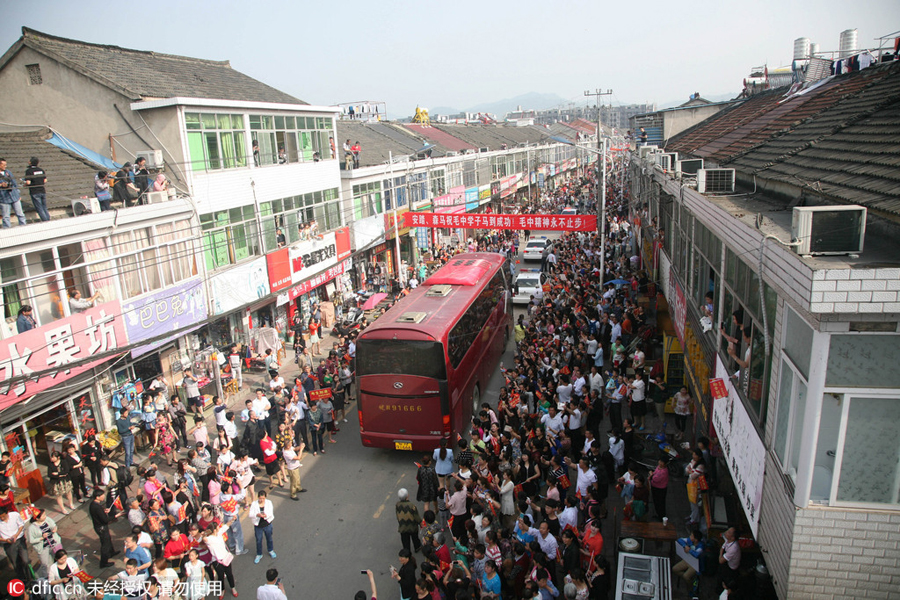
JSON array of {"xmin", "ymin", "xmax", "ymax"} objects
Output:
[
  {"xmin": 794, "ymin": 37, "xmax": 811, "ymax": 60},
  {"xmin": 810, "ymin": 42, "xmax": 820, "ymax": 57},
  {"xmin": 840, "ymin": 28, "xmax": 858, "ymax": 57}
]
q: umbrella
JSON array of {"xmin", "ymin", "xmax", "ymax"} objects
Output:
[
  {"xmin": 604, "ymin": 279, "xmax": 631, "ymax": 286},
  {"xmin": 362, "ymin": 293, "xmax": 388, "ymax": 310}
]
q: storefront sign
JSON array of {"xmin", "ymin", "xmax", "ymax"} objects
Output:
[
  {"xmin": 435, "ymin": 204, "xmax": 466, "ymax": 215},
  {"xmin": 433, "ymin": 186, "xmax": 466, "ymax": 208},
  {"xmin": 403, "ymin": 213, "xmax": 597, "ymax": 232},
  {"xmin": 290, "ymin": 232, "xmax": 339, "ymax": 285},
  {"xmin": 490, "ymin": 181, "xmax": 501, "ymax": 201},
  {"xmin": 0, "ymin": 301, "xmax": 127, "ymax": 408},
  {"xmin": 266, "ymin": 248, "xmax": 292, "ymax": 292},
  {"xmin": 283, "ymin": 259, "xmax": 353, "ymax": 304},
  {"xmin": 712, "ymin": 356, "xmax": 765, "ymax": 537},
  {"xmin": 335, "ymin": 226, "xmax": 352, "ymax": 260},
  {"xmin": 123, "ymin": 279, "xmax": 207, "ymax": 355},
  {"xmin": 210, "ymin": 257, "xmax": 271, "ymax": 315},
  {"xmin": 384, "ymin": 208, "xmax": 410, "ymax": 239},
  {"xmin": 465, "ymin": 187, "xmax": 479, "ymax": 212},
  {"xmin": 669, "ymin": 269, "xmax": 687, "ymax": 346}
]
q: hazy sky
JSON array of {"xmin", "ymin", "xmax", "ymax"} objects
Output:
[{"xmin": 2, "ymin": 0, "xmax": 898, "ymax": 117}]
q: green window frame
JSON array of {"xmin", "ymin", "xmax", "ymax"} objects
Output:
[{"xmin": 184, "ymin": 112, "xmax": 247, "ymax": 172}]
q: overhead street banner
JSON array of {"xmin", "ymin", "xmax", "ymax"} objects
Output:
[{"xmin": 403, "ymin": 212, "xmax": 598, "ymax": 232}]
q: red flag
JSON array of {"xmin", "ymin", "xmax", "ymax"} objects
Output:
[
  {"xmin": 414, "ymin": 462, "xmax": 422, "ymax": 469},
  {"xmin": 178, "ymin": 504, "xmax": 187, "ymax": 522},
  {"xmin": 220, "ymin": 476, "xmax": 233, "ymax": 486},
  {"xmin": 558, "ymin": 474, "xmax": 571, "ymax": 489},
  {"xmin": 113, "ymin": 496, "xmax": 124, "ymax": 511},
  {"xmin": 192, "ymin": 484, "xmax": 201, "ymax": 498},
  {"xmin": 221, "ymin": 498, "xmax": 238, "ymax": 514},
  {"xmin": 448, "ymin": 515, "xmax": 455, "ymax": 531}
]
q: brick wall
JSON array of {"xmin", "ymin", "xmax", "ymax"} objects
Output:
[
  {"xmin": 810, "ymin": 268, "xmax": 900, "ymax": 314},
  {"xmin": 789, "ymin": 507, "xmax": 900, "ymax": 599},
  {"xmin": 758, "ymin": 452, "xmax": 797, "ymax": 598}
]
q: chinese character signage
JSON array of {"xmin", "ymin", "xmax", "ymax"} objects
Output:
[
  {"xmin": 401, "ymin": 213, "xmax": 597, "ymax": 232},
  {"xmin": 0, "ymin": 301, "xmax": 127, "ymax": 409},
  {"xmin": 209, "ymin": 257, "xmax": 271, "ymax": 315},
  {"xmin": 289, "ymin": 232, "xmax": 339, "ymax": 285},
  {"xmin": 433, "ymin": 187, "xmax": 465, "ymax": 208},
  {"xmin": 709, "ymin": 378, "xmax": 728, "ymax": 400},
  {"xmin": 712, "ymin": 356, "xmax": 765, "ymax": 537},
  {"xmin": 266, "ymin": 248, "xmax": 292, "ymax": 292},
  {"xmin": 284, "ymin": 259, "xmax": 353, "ymax": 303},
  {"xmin": 123, "ymin": 279, "xmax": 207, "ymax": 358},
  {"xmin": 384, "ymin": 209, "xmax": 410, "ymax": 240}
]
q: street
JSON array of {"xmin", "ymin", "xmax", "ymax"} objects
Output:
[{"xmin": 228, "ymin": 248, "xmax": 535, "ymax": 598}]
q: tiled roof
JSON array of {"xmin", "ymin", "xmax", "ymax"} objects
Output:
[
  {"xmin": 402, "ymin": 124, "xmax": 475, "ymax": 153},
  {"xmin": 665, "ymin": 60, "xmax": 900, "ymax": 217},
  {"xmin": 0, "ymin": 128, "xmax": 106, "ymax": 214},
  {"xmin": 431, "ymin": 124, "xmax": 551, "ymax": 151},
  {"xmin": 568, "ymin": 119, "xmax": 598, "ymax": 134},
  {"xmin": 5, "ymin": 27, "xmax": 304, "ymax": 105},
  {"xmin": 335, "ymin": 121, "xmax": 424, "ymax": 167},
  {"xmin": 727, "ymin": 62, "xmax": 900, "ymax": 216}
]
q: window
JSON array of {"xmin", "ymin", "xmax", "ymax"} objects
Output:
[
  {"xmin": 718, "ymin": 248, "xmax": 776, "ymax": 425},
  {"xmin": 773, "ymin": 357, "xmax": 807, "ymax": 483},
  {"xmin": 1, "ymin": 257, "xmax": 25, "ymax": 321},
  {"xmin": 26, "ymin": 64, "xmax": 42, "ymax": 85},
  {"xmin": 200, "ymin": 205, "xmax": 260, "ymax": 271},
  {"xmin": 383, "ymin": 177, "xmax": 407, "ymax": 210},
  {"xmin": 430, "ymin": 169, "xmax": 445, "ymax": 197},
  {"xmin": 835, "ymin": 395, "xmax": 900, "ymax": 505},
  {"xmin": 352, "ymin": 182, "xmax": 382, "ymax": 220},
  {"xmin": 249, "ymin": 114, "xmax": 334, "ymax": 165},
  {"xmin": 447, "ymin": 272, "xmax": 504, "ymax": 368},
  {"xmin": 185, "ymin": 113, "xmax": 247, "ymax": 171},
  {"xmin": 154, "ymin": 221, "xmax": 197, "ymax": 284}
]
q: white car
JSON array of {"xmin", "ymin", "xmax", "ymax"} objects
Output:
[
  {"xmin": 562, "ymin": 207, "xmax": 577, "ymax": 215},
  {"xmin": 523, "ymin": 238, "xmax": 550, "ymax": 261},
  {"xmin": 514, "ymin": 270, "xmax": 546, "ymax": 304}
]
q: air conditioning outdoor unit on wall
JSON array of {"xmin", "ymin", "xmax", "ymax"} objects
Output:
[
  {"xmin": 655, "ymin": 153, "xmax": 675, "ymax": 171},
  {"xmin": 696, "ymin": 168, "xmax": 735, "ymax": 194},
  {"xmin": 639, "ymin": 145, "xmax": 658, "ymax": 158},
  {"xmin": 144, "ymin": 191, "xmax": 168, "ymax": 204},
  {"xmin": 72, "ymin": 197, "xmax": 101, "ymax": 215},
  {"xmin": 675, "ymin": 158, "xmax": 704, "ymax": 175},
  {"xmin": 791, "ymin": 205, "xmax": 867, "ymax": 256},
  {"xmin": 135, "ymin": 150, "xmax": 164, "ymax": 169}
]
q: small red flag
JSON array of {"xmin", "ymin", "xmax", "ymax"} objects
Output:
[
  {"xmin": 113, "ymin": 496, "xmax": 124, "ymax": 511},
  {"xmin": 448, "ymin": 515, "xmax": 455, "ymax": 530},
  {"xmin": 73, "ymin": 570, "xmax": 93, "ymax": 583},
  {"xmin": 178, "ymin": 504, "xmax": 187, "ymax": 522},
  {"xmin": 192, "ymin": 484, "xmax": 201, "ymax": 498},
  {"xmin": 414, "ymin": 462, "xmax": 422, "ymax": 469},
  {"xmin": 221, "ymin": 498, "xmax": 238, "ymax": 513}
]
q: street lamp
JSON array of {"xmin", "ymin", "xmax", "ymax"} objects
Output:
[{"xmin": 550, "ymin": 135, "xmax": 609, "ymax": 275}]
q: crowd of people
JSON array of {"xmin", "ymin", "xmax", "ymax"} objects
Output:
[{"xmin": 387, "ymin": 169, "xmax": 743, "ymax": 600}]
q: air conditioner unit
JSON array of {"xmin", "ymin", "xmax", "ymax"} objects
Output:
[
  {"xmin": 696, "ymin": 168, "xmax": 735, "ymax": 194},
  {"xmin": 654, "ymin": 153, "xmax": 674, "ymax": 171},
  {"xmin": 135, "ymin": 150, "xmax": 164, "ymax": 169},
  {"xmin": 791, "ymin": 205, "xmax": 866, "ymax": 256},
  {"xmin": 479, "ymin": 147, "xmax": 490, "ymax": 153},
  {"xmin": 675, "ymin": 158, "xmax": 704, "ymax": 175},
  {"xmin": 144, "ymin": 191, "xmax": 168, "ymax": 204},
  {"xmin": 72, "ymin": 197, "xmax": 102, "ymax": 215},
  {"xmin": 639, "ymin": 145, "xmax": 658, "ymax": 158}
]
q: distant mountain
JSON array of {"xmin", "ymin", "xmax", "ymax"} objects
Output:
[{"xmin": 424, "ymin": 92, "xmax": 570, "ymax": 119}]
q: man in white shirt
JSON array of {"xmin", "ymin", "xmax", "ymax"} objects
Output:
[
  {"xmin": 251, "ymin": 389, "xmax": 272, "ymax": 435},
  {"xmin": 282, "ymin": 443, "xmax": 307, "ymax": 500},
  {"xmin": 556, "ymin": 377, "xmax": 573, "ymax": 407},
  {"xmin": 249, "ymin": 490, "xmax": 277, "ymax": 563},
  {"xmin": 610, "ymin": 315, "xmax": 622, "ymax": 344},
  {"xmin": 536, "ymin": 521, "xmax": 558, "ymax": 558},
  {"xmin": 0, "ymin": 509, "xmax": 28, "ymax": 579},
  {"xmin": 572, "ymin": 370, "xmax": 586, "ymax": 399},
  {"xmin": 585, "ymin": 334, "xmax": 598, "ymax": 357},
  {"xmin": 567, "ymin": 457, "xmax": 597, "ymax": 498},
  {"xmin": 228, "ymin": 346, "xmax": 243, "ymax": 389},
  {"xmin": 629, "ymin": 372, "xmax": 647, "ymax": 430},
  {"xmin": 257, "ymin": 568, "xmax": 288, "ymax": 600},
  {"xmin": 588, "ymin": 367, "xmax": 604, "ymax": 394},
  {"xmin": 223, "ymin": 411, "xmax": 238, "ymax": 443},
  {"xmin": 558, "ymin": 498, "xmax": 579, "ymax": 532},
  {"xmin": 540, "ymin": 406, "xmax": 565, "ymax": 439}
]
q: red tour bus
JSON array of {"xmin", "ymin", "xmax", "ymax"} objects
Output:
[{"xmin": 357, "ymin": 253, "xmax": 513, "ymax": 451}]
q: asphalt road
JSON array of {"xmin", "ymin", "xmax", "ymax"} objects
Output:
[{"xmin": 229, "ymin": 251, "xmax": 540, "ymax": 599}]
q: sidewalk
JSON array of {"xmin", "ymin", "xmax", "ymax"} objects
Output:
[{"xmin": 8, "ymin": 326, "xmax": 343, "ymax": 581}]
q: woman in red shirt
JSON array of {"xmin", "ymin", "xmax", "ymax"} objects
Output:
[
  {"xmin": 580, "ymin": 519, "xmax": 604, "ymax": 569},
  {"xmin": 307, "ymin": 318, "xmax": 321, "ymax": 356},
  {"xmin": 259, "ymin": 434, "xmax": 283, "ymax": 488}
]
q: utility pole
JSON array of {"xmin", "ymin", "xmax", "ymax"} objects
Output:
[{"xmin": 584, "ymin": 89, "xmax": 613, "ymax": 277}]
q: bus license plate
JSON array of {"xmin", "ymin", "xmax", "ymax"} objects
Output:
[{"xmin": 394, "ymin": 441, "xmax": 413, "ymax": 451}]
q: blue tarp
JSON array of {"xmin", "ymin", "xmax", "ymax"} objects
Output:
[{"xmin": 46, "ymin": 131, "xmax": 120, "ymax": 172}]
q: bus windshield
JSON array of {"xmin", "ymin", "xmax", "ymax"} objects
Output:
[{"xmin": 357, "ymin": 340, "xmax": 448, "ymax": 380}]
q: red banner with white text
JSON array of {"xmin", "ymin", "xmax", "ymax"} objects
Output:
[{"xmin": 402, "ymin": 212, "xmax": 597, "ymax": 232}]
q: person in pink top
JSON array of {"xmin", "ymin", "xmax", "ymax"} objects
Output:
[{"xmin": 649, "ymin": 457, "xmax": 669, "ymax": 520}]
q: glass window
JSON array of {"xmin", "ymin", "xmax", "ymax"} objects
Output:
[
  {"xmin": 789, "ymin": 378, "xmax": 807, "ymax": 481},
  {"xmin": 773, "ymin": 360, "xmax": 793, "ymax": 466},
  {"xmin": 837, "ymin": 396, "xmax": 900, "ymax": 505},
  {"xmin": 1, "ymin": 257, "xmax": 25, "ymax": 321},
  {"xmin": 783, "ymin": 308, "xmax": 813, "ymax": 379},
  {"xmin": 184, "ymin": 113, "xmax": 247, "ymax": 171},
  {"xmin": 826, "ymin": 335, "xmax": 900, "ymax": 388}
]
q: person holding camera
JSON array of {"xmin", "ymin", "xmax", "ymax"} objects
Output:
[
  {"xmin": 256, "ymin": 568, "xmax": 287, "ymax": 600},
  {"xmin": 0, "ymin": 158, "xmax": 26, "ymax": 228}
]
